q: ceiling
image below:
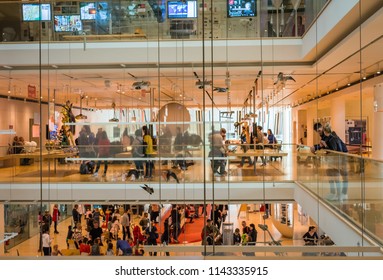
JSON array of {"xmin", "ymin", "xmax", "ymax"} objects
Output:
[{"xmin": 0, "ymin": 2, "xmax": 382, "ymax": 112}]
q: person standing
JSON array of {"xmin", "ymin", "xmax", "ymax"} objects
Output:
[
  {"xmin": 145, "ymin": 220, "xmax": 159, "ymax": 256},
  {"xmin": 93, "ymin": 130, "xmax": 110, "ymax": 177},
  {"xmin": 132, "ymin": 128, "xmax": 145, "ymax": 177},
  {"xmin": 311, "ymin": 122, "xmax": 348, "ymax": 201},
  {"xmin": 233, "ymin": 228, "xmax": 242, "ymax": 245},
  {"xmin": 72, "ymin": 204, "xmax": 80, "ymax": 226},
  {"xmin": 150, "ymin": 204, "xmax": 160, "ymax": 224},
  {"xmin": 42, "ymin": 210, "xmax": 52, "ymax": 233},
  {"xmin": 322, "ymin": 123, "xmax": 349, "ymax": 200},
  {"xmin": 142, "ymin": 125, "xmax": 154, "ymax": 178},
  {"xmin": 121, "ymin": 209, "xmax": 131, "ymax": 240},
  {"xmin": 209, "ymin": 128, "xmax": 226, "ymax": 176},
  {"xmin": 201, "ymin": 219, "xmax": 219, "ymax": 246},
  {"xmin": 161, "ymin": 219, "xmax": 171, "ymax": 256},
  {"xmin": 42, "ymin": 229, "xmax": 52, "ymax": 256},
  {"xmin": 139, "ymin": 212, "xmax": 150, "ymax": 232},
  {"xmin": 89, "ymin": 220, "xmax": 104, "ymax": 246},
  {"xmin": 238, "ymin": 126, "xmax": 253, "ymax": 167},
  {"xmin": 253, "ymin": 125, "xmax": 266, "ymax": 166},
  {"xmin": 52, "ymin": 204, "xmax": 60, "ymax": 234}
]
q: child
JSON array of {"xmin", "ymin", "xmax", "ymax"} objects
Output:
[
  {"xmin": 66, "ymin": 225, "xmax": 73, "ymax": 249},
  {"xmin": 106, "ymin": 242, "xmax": 114, "ymax": 256},
  {"xmin": 51, "ymin": 244, "xmax": 62, "ymax": 256}
]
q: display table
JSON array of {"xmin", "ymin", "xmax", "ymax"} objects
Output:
[
  {"xmin": 0, "ymin": 150, "xmax": 77, "ymax": 172},
  {"xmin": 229, "ymin": 149, "xmax": 288, "ymax": 173}
]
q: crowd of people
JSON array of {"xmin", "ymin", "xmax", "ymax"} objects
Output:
[{"xmin": 39, "ymin": 203, "xmax": 266, "ymax": 256}]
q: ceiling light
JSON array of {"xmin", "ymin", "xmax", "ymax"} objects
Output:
[
  {"xmin": 3, "ymin": 65, "xmax": 12, "ymax": 69},
  {"xmin": 75, "ymin": 114, "xmax": 87, "ymax": 120},
  {"xmin": 109, "ymin": 102, "xmax": 119, "ymax": 122},
  {"xmin": 51, "ymin": 65, "xmax": 58, "ymax": 69},
  {"xmin": 75, "ymin": 94, "xmax": 87, "ymax": 120},
  {"xmin": 335, "ymin": 83, "xmax": 339, "ymax": 91},
  {"xmin": 347, "ymin": 78, "xmax": 351, "ymax": 86}
]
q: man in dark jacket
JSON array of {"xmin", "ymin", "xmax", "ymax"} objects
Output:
[{"xmin": 313, "ymin": 123, "xmax": 349, "ymax": 201}]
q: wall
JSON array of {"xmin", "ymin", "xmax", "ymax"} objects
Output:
[{"xmin": 0, "ymin": 98, "xmax": 49, "ymax": 156}]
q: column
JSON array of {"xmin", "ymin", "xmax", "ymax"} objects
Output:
[
  {"xmin": 306, "ymin": 106, "xmax": 316, "ymax": 146},
  {"xmin": 330, "ymin": 96, "xmax": 346, "ymax": 141},
  {"xmin": 0, "ymin": 203, "xmax": 4, "ymax": 255},
  {"xmin": 373, "ymin": 83, "xmax": 383, "ymax": 159}
]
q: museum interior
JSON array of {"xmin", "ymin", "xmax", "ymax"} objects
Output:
[{"xmin": 0, "ymin": 0, "xmax": 383, "ymax": 258}]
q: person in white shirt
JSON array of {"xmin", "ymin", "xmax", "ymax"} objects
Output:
[{"xmin": 42, "ymin": 230, "xmax": 52, "ymax": 256}]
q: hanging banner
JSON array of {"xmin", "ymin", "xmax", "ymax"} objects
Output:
[{"xmin": 28, "ymin": 85, "xmax": 37, "ymax": 98}]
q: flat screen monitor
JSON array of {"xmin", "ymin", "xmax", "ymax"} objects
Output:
[
  {"xmin": 227, "ymin": 0, "xmax": 256, "ymax": 17},
  {"xmin": 80, "ymin": 2, "xmax": 96, "ymax": 20},
  {"xmin": 54, "ymin": 15, "xmax": 82, "ymax": 32},
  {"xmin": 22, "ymin": 3, "xmax": 52, "ymax": 21},
  {"xmin": 167, "ymin": 1, "xmax": 197, "ymax": 19}
]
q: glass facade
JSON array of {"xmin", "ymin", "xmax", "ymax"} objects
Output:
[{"xmin": 0, "ymin": 0, "xmax": 383, "ymax": 258}]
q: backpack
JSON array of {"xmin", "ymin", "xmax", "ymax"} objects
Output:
[
  {"xmin": 331, "ymin": 132, "xmax": 348, "ymax": 153},
  {"xmin": 133, "ymin": 138, "xmax": 144, "ymax": 157},
  {"xmin": 79, "ymin": 161, "xmax": 95, "ymax": 174},
  {"xmin": 338, "ymin": 138, "xmax": 348, "ymax": 153},
  {"xmin": 80, "ymin": 163, "xmax": 88, "ymax": 174}
]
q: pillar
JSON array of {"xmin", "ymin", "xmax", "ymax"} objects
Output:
[
  {"xmin": 373, "ymin": 83, "xmax": 383, "ymax": 159},
  {"xmin": 297, "ymin": 109, "xmax": 307, "ymax": 145},
  {"xmin": 306, "ymin": 106, "xmax": 316, "ymax": 146},
  {"xmin": 330, "ymin": 96, "xmax": 346, "ymax": 141}
]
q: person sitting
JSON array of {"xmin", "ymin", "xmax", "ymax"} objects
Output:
[{"xmin": 303, "ymin": 226, "xmax": 319, "ymax": 245}]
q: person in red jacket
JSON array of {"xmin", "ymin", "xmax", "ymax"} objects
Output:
[
  {"xmin": 93, "ymin": 130, "xmax": 110, "ymax": 177},
  {"xmin": 133, "ymin": 224, "xmax": 146, "ymax": 246},
  {"xmin": 52, "ymin": 204, "xmax": 60, "ymax": 234}
]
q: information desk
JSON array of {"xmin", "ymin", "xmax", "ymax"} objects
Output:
[
  {"xmin": 229, "ymin": 149, "xmax": 288, "ymax": 173},
  {"xmin": 62, "ymin": 34, "xmax": 147, "ymax": 41}
]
